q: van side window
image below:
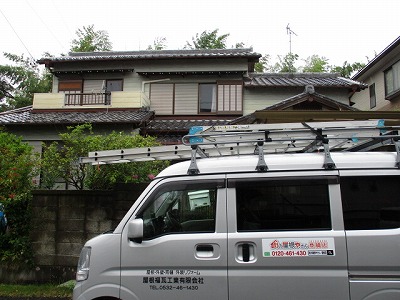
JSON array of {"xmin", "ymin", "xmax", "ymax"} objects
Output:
[
  {"xmin": 235, "ymin": 178, "xmax": 332, "ymax": 231},
  {"xmin": 140, "ymin": 181, "xmax": 220, "ymax": 240},
  {"xmin": 341, "ymin": 176, "xmax": 400, "ymax": 230}
]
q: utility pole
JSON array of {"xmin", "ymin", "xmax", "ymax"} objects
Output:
[{"xmin": 286, "ymin": 24, "xmax": 297, "ymax": 54}]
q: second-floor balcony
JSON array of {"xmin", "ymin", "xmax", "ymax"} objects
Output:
[
  {"xmin": 33, "ymin": 91, "xmax": 147, "ymax": 110},
  {"xmin": 64, "ymin": 92, "xmax": 111, "ymax": 106}
]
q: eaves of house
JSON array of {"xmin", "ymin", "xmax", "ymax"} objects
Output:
[
  {"xmin": 38, "ymin": 48, "xmax": 262, "ymax": 74},
  {"xmin": 352, "ymin": 36, "xmax": 400, "ymax": 81},
  {"xmin": 38, "ymin": 48, "xmax": 261, "ymax": 64},
  {"xmin": 0, "ymin": 106, "xmax": 154, "ymax": 125}
]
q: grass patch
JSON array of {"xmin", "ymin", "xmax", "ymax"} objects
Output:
[{"xmin": 0, "ymin": 281, "xmax": 74, "ymax": 298}]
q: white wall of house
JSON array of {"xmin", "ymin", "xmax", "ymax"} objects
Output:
[
  {"xmin": 351, "ymin": 69, "xmax": 400, "ymax": 111},
  {"xmin": 351, "ymin": 73, "xmax": 386, "ymax": 110}
]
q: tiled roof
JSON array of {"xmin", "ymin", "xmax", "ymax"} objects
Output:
[
  {"xmin": 264, "ymin": 90, "xmax": 358, "ymax": 111},
  {"xmin": 145, "ymin": 119, "xmax": 233, "ymax": 145},
  {"xmin": 38, "ymin": 48, "xmax": 261, "ymax": 64},
  {"xmin": 245, "ymin": 73, "xmax": 367, "ymax": 89},
  {"xmin": 145, "ymin": 119, "xmax": 232, "ymax": 132},
  {"xmin": 0, "ymin": 106, "xmax": 153, "ymax": 125}
]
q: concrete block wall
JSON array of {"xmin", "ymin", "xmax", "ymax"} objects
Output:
[{"xmin": 0, "ymin": 183, "xmax": 147, "ymax": 283}]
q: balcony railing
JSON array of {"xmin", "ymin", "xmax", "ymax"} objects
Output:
[{"xmin": 64, "ymin": 92, "xmax": 111, "ymax": 106}]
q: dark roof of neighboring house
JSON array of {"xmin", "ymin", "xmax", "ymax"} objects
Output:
[
  {"xmin": 245, "ymin": 73, "xmax": 367, "ymax": 90},
  {"xmin": 0, "ymin": 106, "xmax": 154, "ymax": 125},
  {"xmin": 230, "ymin": 86, "xmax": 358, "ymax": 124},
  {"xmin": 264, "ymin": 86, "xmax": 358, "ymax": 111},
  {"xmin": 38, "ymin": 48, "xmax": 261, "ymax": 65},
  {"xmin": 352, "ymin": 35, "xmax": 400, "ymax": 80},
  {"xmin": 252, "ymin": 110, "xmax": 400, "ymax": 124},
  {"xmin": 145, "ymin": 119, "xmax": 231, "ymax": 133},
  {"xmin": 143, "ymin": 118, "xmax": 232, "ymax": 144}
]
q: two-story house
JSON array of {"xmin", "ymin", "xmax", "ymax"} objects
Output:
[
  {"xmin": 0, "ymin": 48, "xmax": 367, "ymax": 150},
  {"xmin": 351, "ymin": 36, "xmax": 400, "ymax": 111}
]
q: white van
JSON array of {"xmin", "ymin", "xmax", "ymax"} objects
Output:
[{"xmin": 74, "ymin": 122, "xmax": 400, "ymax": 300}]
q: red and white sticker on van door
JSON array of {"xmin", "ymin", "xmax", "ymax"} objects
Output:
[{"xmin": 262, "ymin": 238, "xmax": 335, "ymax": 257}]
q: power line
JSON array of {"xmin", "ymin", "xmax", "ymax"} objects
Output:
[
  {"xmin": 25, "ymin": 0, "xmax": 66, "ymax": 52},
  {"xmin": 0, "ymin": 8, "xmax": 35, "ymax": 60}
]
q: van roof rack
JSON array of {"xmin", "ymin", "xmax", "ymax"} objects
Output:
[{"xmin": 80, "ymin": 119, "xmax": 400, "ymax": 174}]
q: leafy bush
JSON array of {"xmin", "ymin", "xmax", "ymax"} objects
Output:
[
  {"xmin": 0, "ymin": 130, "xmax": 39, "ymax": 198},
  {"xmin": 0, "ymin": 130, "xmax": 38, "ymax": 266},
  {"xmin": 0, "ymin": 194, "xmax": 33, "ymax": 267},
  {"xmin": 41, "ymin": 124, "xmax": 169, "ymax": 190}
]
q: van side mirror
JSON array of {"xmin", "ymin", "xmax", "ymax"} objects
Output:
[{"xmin": 127, "ymin": 219, "xmax": 144, "ymax": 243}]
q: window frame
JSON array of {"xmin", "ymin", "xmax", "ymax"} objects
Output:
[
  {"xmin": 198, "ymin": 83, "xmax": 217, "ymax": 114},
  {"xmin": 217, "ymin": 81, "xmax": 243, "ymax": 115},
  {"xmin": 58, "ymin": 80, "xmax": 83, "ymax": 93},
  {"xmin": 136, "ymin": 179, "xmax": 225, "ymax": 240},
  {"xmin": 105, "ymin": 79, "xmax": 123, "ymax": 92},
  {"xmin": 340, "ymin": 174, "xmax": 400, "ymax": 230},
  {"xmin": 231, "ymin": 176, "xmax": 336, "ymax": 232},
  {"xmin": 198, "ymin": 81, "xmax": 244, "ymax": 115},
  {"xmin": 369, "ymin": 83, "xmax": 376, "ymax": 109},
  {"xmin": 384, "ymin": 60, "xmax": 400, "ymax": 100}
]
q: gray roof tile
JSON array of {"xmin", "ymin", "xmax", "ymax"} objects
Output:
[
  {"xmin": 245, "ymin": 73, "xmax": 367, "ymax": 89},
  {"xmin": 38, "ymin": 48, "xmax": 261, "ymax": 64},
  {"xmin": 145, "ymin": 119, "xmax": 231, "ymax": 132},
  {"xmin": 0, "ymin": 106, "xmax": 153, "ymax": 125}
]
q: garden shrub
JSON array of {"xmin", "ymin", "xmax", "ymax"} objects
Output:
[{"xmin": 0, "ymin": 130, "xmax": 38, "ymax": 266}]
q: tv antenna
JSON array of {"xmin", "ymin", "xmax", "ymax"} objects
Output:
[{"xmin": 286, "ymin": 24, "xmax": 298, "ymax": 54}]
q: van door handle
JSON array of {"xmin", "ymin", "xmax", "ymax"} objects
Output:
[
  {"xmin": 237, "ymin": 243, "xmax": 255, "ymax": 262},
  {"xmin": 197, "ymin": 245, "xmax": 213, "ymax": 252},
  {"xmin": 242, "ymin": 243, "xmax": 250, "ymax": 262},
  {"xmin": 195, "ymin": 244, "xmax": 215, "ymax": 258}
]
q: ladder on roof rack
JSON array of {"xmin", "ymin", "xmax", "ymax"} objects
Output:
[{"xmin": 80, "ymin": 120, "xmax": 400, "ymax": 174}]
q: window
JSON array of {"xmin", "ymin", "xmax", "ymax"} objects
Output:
[
  {"xmin": 235, "ymin": 178, "xmax": 332, "ymax": 231},
  {"xmin": 341, "ymin": 176, "xmax": 400, "ymax": 230},
  {"xmin": 139, "ymin": 180, "xmax": 222, "ymax": 240},
  {"xmin": 217, "ymin": 82, "xmax": 243, "ymax": 114},
  {"xmin": 369, "ymin": 83, "xmax": 376, "ymax": 108},
  {"xmin": 199, "ymin": 84, "xmax": 217, "ymax": 113},
  {"xmin": 384, "ymin": 60, "xmax": 400, "ymax": 100},
  {"xmin": 199, "ymin": 82, "xmax": 243, "ymax": 114},
  {"xmin": 149, "ymin": 83, "xmax": 174, "ymax": 115},
  {"xmin": 58, "ymin": 80, "xmax": 82, "ymax": 93},
  {"xmin": 106, "ymin": 79, "xmax": 123, "ymax": 92}
]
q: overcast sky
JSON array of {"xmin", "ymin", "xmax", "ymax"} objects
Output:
[{"xmin": 1, "ymin": 0, "xmax": 399, "ymax": 68}]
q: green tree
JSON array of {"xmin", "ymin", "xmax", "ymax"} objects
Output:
[
  {"xmin": 40, "ymin": 124, "xmax": 169, "ymax": 190},
  {"xmin": 0, "ymin": 130, "xmax": 39, "ymax": 200},
  {"xmin": 70, "ymin": 25, "xmax": 112, "ymax": 52},
  {"xmin": 147, "ymin": 37, "xmax": 167, "ymax": 50},
  {"xmin": 0, "ymin": 53, "xmax": 52, "ymax": 112},
  {"xmin": 254, "ymin": 54, "xmax": 271, "ymax": 73},
  {"xmin": 271, "ymin": 53, "xmax": 299, "ymax": 73},
  {"xmin": 185, "ymin": 29, "xmax": 230, "ymax": 49},
  {"xmin": 0, "ymin": 130, "xmax": 39, "ymax": 266},
  {"xmin": 302, "ymin": 55, "xmax": 330, "ymax": 73},
  {"xmin": 330, "ymin": 61, "xmax": 365, "ymax": 78}
]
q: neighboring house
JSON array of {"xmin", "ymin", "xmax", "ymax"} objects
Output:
[
  {"xmin": 243, "ymin": 73, "xmax": 364, "ymax": 113},
  {"xmin": 0, "ymin": 49, "xmax": 367, "ymax": 151},
  {"xmin": 351, "ymin": 36, "xmax": 400, "ymax": 111}
]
